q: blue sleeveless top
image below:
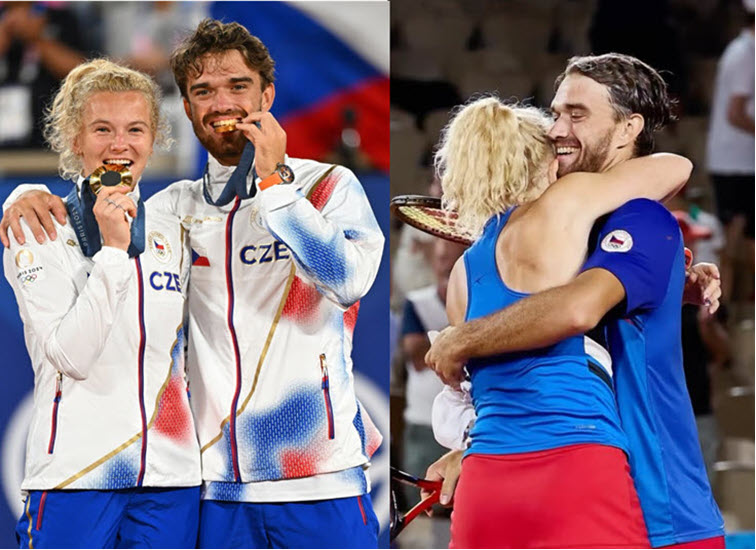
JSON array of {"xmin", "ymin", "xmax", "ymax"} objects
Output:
[{"xmin": 464, "ymin": 210, "xmax": 628, "ymax": 456}]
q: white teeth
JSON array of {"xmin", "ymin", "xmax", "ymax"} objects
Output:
[
  {"xmin": 556, "ymin": 147, "xmax": 578, "ymax": 155},
  {"xmin": 104, "ymin": 159, "xmax": 132, "ymax": 165}
]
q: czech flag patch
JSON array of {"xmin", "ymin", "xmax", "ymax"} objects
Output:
[{"xmin": 191, "ymin": 248, "xmax": 210, "ymax": 267}]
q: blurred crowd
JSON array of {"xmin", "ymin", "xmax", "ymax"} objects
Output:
[
  {"xmin": 0, "ymin": 1, "xmax": 207, "ymax": 172},
  {"xmin": 389, "ymin": 0, "xmax": 754, "ymax": 546},
  {"xmin": 0, "ymin": 1, "xmax": 381, "ymax": 179}
]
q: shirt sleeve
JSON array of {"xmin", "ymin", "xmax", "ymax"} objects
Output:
[
  {"xmin": 3, "ymin": 220, "xmax": 133, "ymax": 380},
  {"xmin": 581, "ymin": 199, "xmax": 682, "ymax": 315},
  {"xmin": 729, "ymin": 42, "xmax": 755, "ymax": 97},
  {"xmin": 257, "ymin": 166, "xmax": 384, "ymax": 309}
]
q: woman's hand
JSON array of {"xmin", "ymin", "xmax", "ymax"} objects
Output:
[
  {"xmin": 93, "ymin": 187, "xmax": 136, "ymax": 251},
  {"xmin": 684, "ymin": 262, "xmax": 721, "ymax": 315}
]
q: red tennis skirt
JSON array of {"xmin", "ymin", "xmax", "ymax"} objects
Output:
[{"xmin": 449, "ymin": 444, "xmax": 650, "ymax": 549}]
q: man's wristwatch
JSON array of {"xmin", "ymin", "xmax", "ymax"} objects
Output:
[{"xmin": 259, "ymin": 163, "xmax": 295, "ymax": 190}]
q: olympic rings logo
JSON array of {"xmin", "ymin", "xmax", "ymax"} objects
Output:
[{"xmin": 21, "ymin": 274, "xmax": 37, "ymax": 284}]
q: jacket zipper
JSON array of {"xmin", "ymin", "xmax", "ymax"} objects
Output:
[
  {"xmin": 47, "ymin": 373, "xmax": 63, "ymax": 454},
  {"xmin": 135, "ymin": 257, "xmax": 148, "ymax": 486},
  {"xmin": 226, "ymin": 197, "xmax": 243, "ymax": 481},
  {"xmin": 320, "ymin": 354, "xmax": 335, "ymax": 439}
]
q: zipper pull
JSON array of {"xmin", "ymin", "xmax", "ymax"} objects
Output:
[
  {"xmin": 319, "ymin": 354, "xmax": 329, "ymax": 389},
  {"xmin": 54, "ymin": 372, "xmax": 63, "ymax": 402}
]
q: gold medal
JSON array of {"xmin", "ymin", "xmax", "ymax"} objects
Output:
[
  {"xmin": 212, "ymin": 119, "xmax": 239, "ymax": 133},
  {"xmin": 89, "ymin": 164, "xmax": 133, "ymax": 195}
]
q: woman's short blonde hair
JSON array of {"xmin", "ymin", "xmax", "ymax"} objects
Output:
[
  {"xmin": 44, "ymin": 58, "xmax": 171, "ymax": 180},
  {"xmin": 434, "ymin": 96, "xmax": 555, "ymax": 237}
]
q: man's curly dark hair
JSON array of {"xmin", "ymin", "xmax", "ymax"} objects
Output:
[
  {"xmin": 170, "ymin": 18, "xmax": 275, "ymax": 98},
  {"xmin": 555, "ymin": 53, "xmax": 677, "ymax": 157}
]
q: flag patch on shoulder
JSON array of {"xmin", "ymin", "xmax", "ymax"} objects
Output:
[{"xmin": 601, "ymin": 230, "xmax": 633, "ymax": 253}]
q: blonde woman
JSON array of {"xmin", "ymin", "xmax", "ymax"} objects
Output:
[
  {"xmin": 3, "ymin": 59, "xmax": 200, "ymax": 548},
  {"xmin": 432, "ymin": 95, "xmax": 693, "ymax": 548}
]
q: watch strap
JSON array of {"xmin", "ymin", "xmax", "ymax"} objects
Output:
[
  {"xmin": 259, "ymin": 171, "xmax": 283, "ymax": 191},
  {"xmin": 259, "ymin": 162, "xmax": 295, "ymax": 190}
]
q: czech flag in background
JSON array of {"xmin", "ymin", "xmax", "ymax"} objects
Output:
[{"xmin": 210, "ymin": 2, "xmax": 390, "ymax": 172}]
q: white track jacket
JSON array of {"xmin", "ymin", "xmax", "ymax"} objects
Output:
[
  {"xmin": 3, "ymin": 181, "xmax": 201, "ymax": 492},
  {"xmin": 148, "ymin": 156, "xmax": 384, "ymax": 502}
]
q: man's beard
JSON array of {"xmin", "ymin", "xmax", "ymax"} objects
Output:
[
  {"xmin": 194, "ymin": 122, "xmax": 247, "ymax": 164},
  {"xmin": 558, "ymin": 130, "xmax": 613, "ymax": 176}
]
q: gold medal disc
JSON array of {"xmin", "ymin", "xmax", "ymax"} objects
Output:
[{"xmin": 89, "ymin": 164, "xmax": 133, "ymax": 194}]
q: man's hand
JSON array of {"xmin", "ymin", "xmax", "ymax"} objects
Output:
[
  {"xmin": 425, "ymin": 326, "xmax": 467, "ymax": 389},
  {"xmin": 421, "ymin": 449, "xmax": 463, "ymax": 511},
  {"xmin": 0, "ymin": 190, "xmax": 67, "ymax": 247},
  {"xmin": 236, "ymin": 112, "xmax": 287, "ymax": 179},
  {"xmin": 684, "ymin": 262, "xmax": 721, "ymax": 315}
]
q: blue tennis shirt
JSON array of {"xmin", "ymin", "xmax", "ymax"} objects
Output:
[{"xmin": 582, "ymin": 199, "xmax": 724, "ymax": 547}]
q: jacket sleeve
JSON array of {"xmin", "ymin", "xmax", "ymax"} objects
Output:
[
  {"xmin": 257, "ymin": 166, "xmax": 384, "ymax": 309},
  {"xmin": 3, "ymin": 220, "xmax": 133, "ymax": 380}
]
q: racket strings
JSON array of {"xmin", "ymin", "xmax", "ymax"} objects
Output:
[{"xmin": 394, "ymin": 203, "xmax": 475, "ymax": 245}]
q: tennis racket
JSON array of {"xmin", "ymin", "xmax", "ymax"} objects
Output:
[
  {"xmin": 390, "ymin": 466, "xmax": 443, "ymax": 540},
  {"xmin": 390, "ymin": 195, "xmax": 474, "ymax": 245}
]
